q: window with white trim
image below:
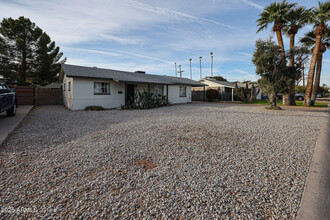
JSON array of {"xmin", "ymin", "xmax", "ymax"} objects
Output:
[
  {"xmin": 68, "ymin": 82, "xmax": 71, "ymax": 91},
  {"xmin": 63, "ymin": 83, "xmax": 66, "ymax": 91},
  {"xmin": 179, "ymin": 86, "xmax": 186, "ymax": 97},
  {"xmin": 94, "ymin": 82, "xmax": 110, "ymax": 95}
]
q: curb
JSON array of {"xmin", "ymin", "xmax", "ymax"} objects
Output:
[
  {"xmin": 0, "ymin": 105, "xmax": 34, "ymax": 147},
  {"xmin": 297, "ymin": 102, "xmax": 330, "ymax": 220}
]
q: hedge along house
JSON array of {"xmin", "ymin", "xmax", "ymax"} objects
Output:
[{"xmin": 59, "ymin": 64, "xmax": 206, "ymax": 110}]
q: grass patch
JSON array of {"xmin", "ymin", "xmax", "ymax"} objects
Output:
[{"xmin": 240, "ymin": 100, "xmax": 328, "ymax": 107}]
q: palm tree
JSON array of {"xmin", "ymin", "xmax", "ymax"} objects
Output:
[
  {"xmin": 304, "ymin": 2, "xmax": 330, "ymax": 106},
  {"xmin": 257, "ymin": 0, "xmax": 296, "ymax": 52},
  {"xmin": 256, "ymin": 0, "xmax": 296, "ymax": 105},
  {"xmin": 174, "ymin": 62, "xmax": 177, "ymax": 77},
  {"xmin": 301, "ymin": 27, "xmax": 330, "ymax": 103},
  {"xmin": 283, "ymin": 6, "xmax": 311, "ymax": 105},
  {"xmin": 189, "ymin": 58, "xmax": 192, "ymax": 79},
  {"xmin": 199, "ymin": 56, "xmax": 202, "ymax": 79},
  {"xmin": 210, "ymin": 52, "xmax": 213, "ymax": 77}
]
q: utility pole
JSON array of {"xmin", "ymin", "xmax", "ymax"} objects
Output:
[
  {"xmin": 189, "ymin": 58, "xmax": 192, "ymax": 79},
  {"xmin": 199, "ymin": 56, "xmax": 202, "ymax": 79},
  {"xmin": 178, "ymin": 65, "xmax": 184, "ymax": 78},
  {"xmin": 210, "ymin": 52, "xmax": 213, "ymax": 77},
  {"xmin": 174, "ymin": 62, "xmax": 177, "ymax": 77}
]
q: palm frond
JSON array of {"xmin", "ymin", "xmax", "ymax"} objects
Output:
[
  {"xmin": 256, "ymin": 0, "xmax": 296, "ymax": 33},
  {"xmin": 311, "ymin": 1, "xmax": 330, "ymax": 24},
  {"xmin": 283, "ymin": 7, "xmax": 312, "ymax": 35}
]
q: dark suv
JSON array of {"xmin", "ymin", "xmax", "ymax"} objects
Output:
[{"xmin": 0, "ymin": 83, "xmax": 17, "ymax": 116}]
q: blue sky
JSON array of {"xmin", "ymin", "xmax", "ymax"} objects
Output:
[{"xmin": 0, "ymin": 0, "xmax": 329, "ymax": 85}]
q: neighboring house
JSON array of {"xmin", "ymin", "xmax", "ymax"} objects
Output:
[
  {"xmin": 59, "ymin": 64, "xmax": 206, "ymax": 110},
  {"xmin": 193, "ymin": 78, "xmax": 235, "ymax": 101},
  {"xmin": 235, "ymin": 81, "xmax": 262, "ymax": 100},
  {"xmin": 194, "ymin": 78, "xmax": 262, "ymax": 100}
]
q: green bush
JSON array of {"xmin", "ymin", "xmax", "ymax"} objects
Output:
[
  {"xmin": 85, "ymin": 106, "xmax": 105, "ymax": 111},
  {"xmin": 295, "ymin": 86, "xmax": 306, "ymax": 93},
  {"xmin": 122, "ymin": 90, "xmax": 170, "ymax": 109},
  {"xmin": 206, "ymin": 89, "xmax": 219, "ymax": 102}
]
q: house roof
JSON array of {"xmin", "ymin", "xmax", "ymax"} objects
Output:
[
  {"xmin": 200, "ymin": 78, "xmax": 235, "ymax": 88},
  {"xmin": 60, "ymin": 64, "xmax": 206, "ymax": 87}
]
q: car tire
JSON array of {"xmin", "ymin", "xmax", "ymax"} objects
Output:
[
  {"xmin": 297, "ymin": 96, "xmax": 304, "ymax": 101},
  {"xmin": 7, "ymin": 104, "xmax": 17, "ymax": 116}
]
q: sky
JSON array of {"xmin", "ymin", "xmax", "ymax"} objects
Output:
[{"xmin": 0, "ymin": 0, "xmax": 329, "ymax": 85}]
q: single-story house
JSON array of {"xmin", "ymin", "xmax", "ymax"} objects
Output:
[
  {"xmin": 193, "ymin": 78, "xmax": 235, "ymax": 101},
  {"xmin": 193, "ymin": 78, "xmax": 262, "ymax": 101},
  {"xmin": 59, "ymin": 64, "xmax": 206, "ymax": 110}
]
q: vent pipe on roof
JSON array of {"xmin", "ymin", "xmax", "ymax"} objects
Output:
[{"xmin": 135, "ymin": 71, "xmax": 145, "ymax": 74}]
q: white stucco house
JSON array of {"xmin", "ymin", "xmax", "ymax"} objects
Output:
[{"xmin": 59, "ymin": 64, "xmax": 206, "ymax": 110}]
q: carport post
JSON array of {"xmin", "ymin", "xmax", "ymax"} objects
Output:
[
  {"xmin": 232, "ymin": 88, "xmax": 234, "ymax": 102},
  {"xmin": 124, "ymin": 83, "xmax": 127, "ymax": 105},
  {"xmin": 203, "ymin": 86, "xmax": 206, "ymax": 102},
  {"xmin": 166, "ymin": 85, "xmax": 168, "ymax": 101}
]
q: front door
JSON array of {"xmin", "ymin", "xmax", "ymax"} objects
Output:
[{"xmin": 126, "ymin": 84, "xmax": 135, "ymax": 104}]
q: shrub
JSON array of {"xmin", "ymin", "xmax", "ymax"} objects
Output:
[
  {"xmin": 85, "ymin": 106, "xmax": 104, "ymax": 111},
  {"xmin": 122, "ymin": 90, "xmax": 170, "ymax": 110},
  {"xmin": 206, "ymin": 89, "xmax": 219, "ymax": 102}
]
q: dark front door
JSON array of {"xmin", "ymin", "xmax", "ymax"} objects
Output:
[{"xmin": 126, "ymin": 84, "xmax": 135, "ymax": 104}]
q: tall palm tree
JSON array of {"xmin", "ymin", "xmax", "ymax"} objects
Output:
[
  {"xmin": 283, "ymin": 6, "xmax": 311, "ymax": 105},
  {"xmin": 199, "ymin": 56, "xmax": 202, "ymax": 79},
  {"xmin": 189, "ymin": 58, "xmax": 192, "ymax": 79},
  {"xmin": 301, "ymin": 27, "xmax": 330, "ymax": 103},
  {"xmin": 174, "ymin": 62, "xmax": 177, "ymax": 77},
  {"xmin": 210, "ymin": 52, "xmax": 213, "ymax": 77},
  {"xmin": 304, "ymin": 2, "xmax": 330, "ymax": 106},
  {"xmin": 257, "ymin": 0, "xmax": 296, "ymax": 52},
  {"xmin": 256, "ymin": 0, "xmax": 296, "ymax": 105}
]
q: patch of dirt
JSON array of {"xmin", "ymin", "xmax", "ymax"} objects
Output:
[{"xmin": 133, "ymin": 158, "xmax": 157, "ymax": 171}]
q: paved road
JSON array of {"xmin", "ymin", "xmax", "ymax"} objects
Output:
[{"xmin": 0, "ymin": 105, "xmax": 33, "ymax": 146}]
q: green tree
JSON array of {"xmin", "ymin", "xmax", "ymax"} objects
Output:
[
  {"xmin": 256, "ymin": 0, "xmax": 296, "ymax": 106},
  {"xmin": 208, "ymin": 75, "xmax": 228, "ymax": 81},
  {"xmin": 283, "ymin": 6, "xmax": 311, "ymax": 105},
  {"xmin": 304, "ymin": 2, "xmax": 330, "ymax": 106},
  {"xmin": 33, "ymin": 32, "xmax": 65, "ymax": 85},
  {"xmin": 0, "ymin": 36, "xmax": 14, "ymax": 81},
  {"xmin": 300, "ymin": 26, "xmax": 330, "ymax": 103},
  {"xmin": 252, "ymin": 39, "xmax": 308, "ymax": 109},
  {"xmin": 295, "ymin": 85, "xmax": 306, "ymax": 93},
  {"xmin": 0, "ymin": 16, "xmax": 64, "ymax": 85}
]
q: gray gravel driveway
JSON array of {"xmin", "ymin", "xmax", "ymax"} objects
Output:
[{"xmin": 0, "ymin": 104, "xmax": 327, "ymax": 219}]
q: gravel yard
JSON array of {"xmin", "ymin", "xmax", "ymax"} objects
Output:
[{"xmin": 0, "ymin": 104, "xmax": 327, "ymax": 219}]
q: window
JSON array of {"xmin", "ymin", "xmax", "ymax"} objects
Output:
[
  {"xmin": 150, "ymin": 84, "xmax": 164, "ymax": 98},
  {"xmin": 63, "ymin": 83, "xmax": 66, "ymax": 91},
  {"xmin": 225, "ymin": 87, "xmax": 232, "ymax": 94},
  {"xmin": 179, "ymin": 86, "xmax": 186, "ymax": 97},
  {"xmin": 94, "ymin": 82, "xmax": 110, "ymax": 95},
  {"xmin": 68, "ymin": 82, "xmax": 71, "ymax": 91}
]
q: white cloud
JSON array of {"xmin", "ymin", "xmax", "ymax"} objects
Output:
[
  {"xmin": 123, "ymin": 0, "xmax": 241, "ymax": 31},
  {"xmin": 239, "ymin": 0, "xmax": 264, "ymax": 10},
  {"xmin": 62, "ymin": 46, "xmax": 173, "ymax": 64},
  {"xmin": 98, "ymin": 34, "xmax": 145, "ymax": 45}
]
